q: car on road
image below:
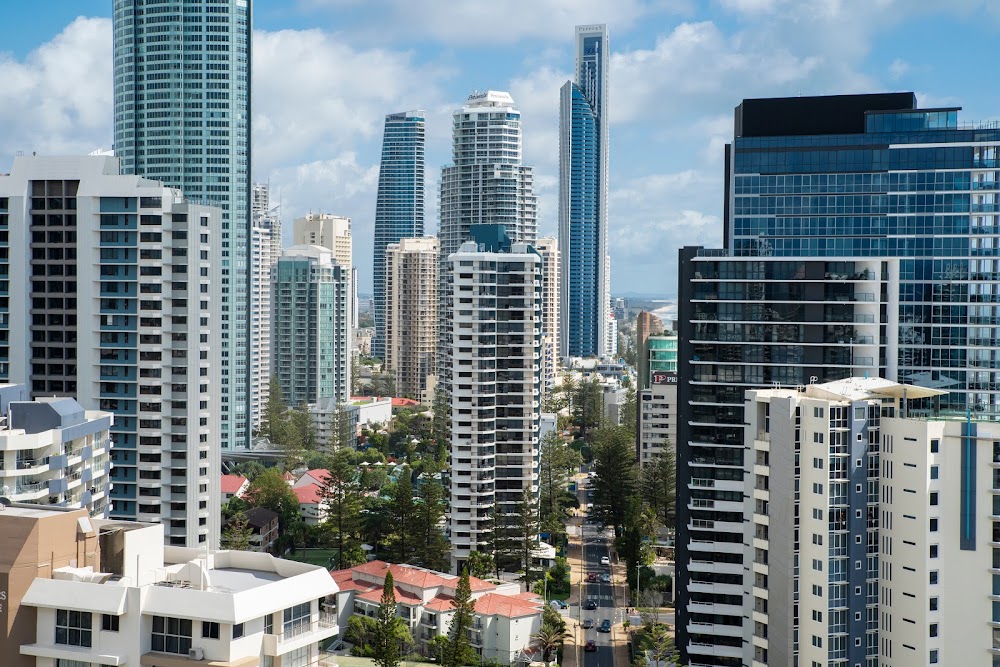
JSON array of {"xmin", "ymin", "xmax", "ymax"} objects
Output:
[
  {"xmin": 584, "ymin": 640, "xmax": 597, "ymax": 652},
  {"xmin": 582, "ymin": 618, "xmax": 594, "ymax": 629},
  {"xmin": 549, "ymin": 599, "xmax": 568, "ymax": 609},
  {"xmin": 600, "ymin": 556, "xmax": 610, "ymax": 566},
  {"xmin": 584, "ymin": 599, "xmax": 598, "ymax": 610},
  {"xmin": 599, "ymin": 619, "xmax": 612, "ymax": 633},
  {"xmin": 587, "ymin": 572, "xmax": 598, "ymax": 583},
  {"xmin": 600, "ymin": 573, "xmax": 611, "ymax": 583}
]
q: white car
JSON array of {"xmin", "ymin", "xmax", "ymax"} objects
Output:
[{"xmin": 600, "ymin": 556, "xmax": 610, "ymax": 566}]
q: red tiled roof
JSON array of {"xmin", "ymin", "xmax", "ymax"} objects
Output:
[
  {"xmin": 220, "ymin": 474, "xmax": 246, "ymax": 494},
  {"xmin": 293, "ymin": 483, "xmax": 322, "ymax": 505},
  {"xmin": 351, "ymin": 560, "xmax": 452, "ymax": 590},
  {"xmin": 466, "ymin": 575, "xmax": 495, "ymax": 591},
  {"xmin": 392, "ymin": 397, "xmax": 419, "ymax": 408},
  {"xmin": 473, "ymin": 593, "xmax": 543, "ymax": 618},
  {"xmin": 511, "ymin": 591, "xmax": 544, "ymax": 602},
  {"xmin": 357, "ymin": 585, "xmax": 422, "ymax": 605},
  {"xmin": 281, "ymin": 471, "xmax": 296, "ymax": 481},
  {"xmin": 305, "ymin": 469, "xmax": 330, "ymax": 483},
  {"xmin": 424, "ymin": 595, "xmax": 456, "ymax": 612}
]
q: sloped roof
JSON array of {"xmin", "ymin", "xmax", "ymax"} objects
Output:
[
  {"xmin": 220, "ymin": 474, "xmax": 247, "ymax": 495},
  {"xmin": 241, "ymin": 506, "xmax": 279, "ymax": 528},
  {"xmin": 473, "ymin": 592, "xmax": 543, "ymax": 618},
  {"xmin": 293, "ymin": 483, "xmax": 322, "ymax": 505},
  {"xmin": 357, "ymin": 585, "xmax": 422, "ymax": 605}
]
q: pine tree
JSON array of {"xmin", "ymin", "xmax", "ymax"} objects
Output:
[
  {"xmin": 319, "ymin": 448, "xmax": 362, "ymax": 569},
  {"xmin": 442, "ymin": 569, "xmax": 477, "ymax": 667},
  {"xmin": 414, "ymin": 479, "xmax": 449, "ymax": 571},
  {"xmin": 640, "ymin": 448, "xmax": 676, "ymax": 530},
  {"xmin": 374, "ymin": 572, "xmax": 401, "ymax": 667},
  {"xmin": 591, "ymin": 425, "xmax": 640, "ymax": 537},
  {"xmin": 514, "ymin": 488, "xmax": 539, "ymax": 584},
  {"xmin": 388, "ymin": 468, "xmax": 416, "ymax": 564},
  {"xmin": 261, "ymin": 376, "xmax": 289, "ymax": 443},
  {"xmin": 221, "ymin": 511, "xmax": 252, "ymax": 551}
]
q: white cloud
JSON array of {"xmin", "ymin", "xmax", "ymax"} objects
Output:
[
  {"xmin": 888, "ymin": 58, "xmax": 909, "ymax": 80},
  {"xmin": 0, "ymin": 17, "xmax": 112, "ymax": 160}
]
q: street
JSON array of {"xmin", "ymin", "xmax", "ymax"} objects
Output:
[{"xmin": 576, "ymin": 475, "xmax": 617, "ymax": 667}]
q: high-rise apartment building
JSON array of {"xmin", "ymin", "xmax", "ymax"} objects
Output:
[
  {"xmin": 293, "ymin": 213, "xmax": 352, "ymax": 269},
  {"xmin": 535, "ymin": 237, "xmax": 560, "ymax": 401},
  {"xmin": 559, "ymin": 24, "xmax": 610, "ymax": 359},
  {"xmin": 677, "ymin": 91, "xmax": 1000, "ymax": 665},
  {"xmin": 250, "ymin": 182, "xmax": 281, "ymax": 435},
  {"xmin": 273, "ymin": 245, "xmax": 351, "ymax": 407},
  {"xmin": 113, "ymin": 0, "xmax": 251, "ymax": 452},
  {"xmin": 373, "ymin": 111, "xmax": 426, "ymax": 362},
  {"xmin": 447, "ymin": 226, "xmax": 541, "ymax": 573},
  {"xmin": 385, "ymin": 237, "xmax": 438, "ymax": 401},
  {"xmin": 0, "ymin": 155, "xmax": 222, "ymax": 548},
  {"xmin": 636, "ymin": 310, "xmax": 666, "ymax": 390},
  {"xmin": 637, "ymin": 332, "xmax": 677, "ymax": 466},
  {"xmin": 438, "ymin": 91, "xmax": 537, "ymax": 413}
]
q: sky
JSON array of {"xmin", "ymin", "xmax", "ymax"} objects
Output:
[{"xmin": 1, "ymin": 1, "xmax": 999, "ymax": 296}]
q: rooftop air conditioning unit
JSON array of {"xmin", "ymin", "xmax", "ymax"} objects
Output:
[{"xmin": 188, "ymin": 647, "xmax": 205, "ymax": 660}]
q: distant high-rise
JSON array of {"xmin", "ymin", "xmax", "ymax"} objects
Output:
[
  {"xmin": 0, "ymin": 155, "xmax": 222, "ymax": 547},
  {"xmin": 447, "ymin": 226, "xmax": 541, "ymax": 573},
  {"xmin": 113, "ymin": 0, "xmax": 251, "ymax": 452},
  {"xmin": 385, "ymin": 237, "xmax": 438, "ymax": 402},
  {"xmin": 559, "ymin": 24, "xmax": 610, "ymax": 359},
  {"xmin": 294, "ymin": 213, "xmax": 352, "ymax": 269},
  {"xmin": 535, "ymin": 237, "xmax": 561, "ymax": 401},
  {"xmin": 373, "ymin": 111, "xmax": 426, "ymax": 362},
  {"xmin": 438, "ymin": 91, "xmax": 538, "ymax": 404},
  {"xmin": 273, "ymin": 245, "xmax": 351, "ymax": 407},
  {"xmin": 250, "ymin": 183, "xmax": 280, "ymax": 434}
]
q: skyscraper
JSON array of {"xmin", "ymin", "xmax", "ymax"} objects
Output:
[
  {"xmin": 113, "ymin": 0, "xmax": 251, "ymax": 452},
  {"xmin": 250, "ymin": 182, "xmax": 280, "ymax": 435},
  {"xmin": 373, "ymin": 111, "xmax": 426, "ymax": 362},
  {"xmin": 447, "ymin": 226, "xmax": 541, "ymax": 573},
  {"xmin": 438, "ymin": 91, "xmax": 538, "ymax": 407},
  {"xmin": 293, "ymin": 213, "xmax": 352, "ymax": 269},
  {"xmin": 385, "ymin": 237, "xmax": 438, "ymax": 402},
  {"xmin": 676, "ymin": 92, "xmax": 1000, "ymax": 666},
  {"xmin": 559, "ymin": 24, "xmax": 610, "ymax": 359},
  {"xmin": 535, "ymin": 237, "xmax": 561, "ymax": 401},
  {"xmin": 0, "ymin": 155, "xmax": 222, "ymax": 547},
  {"xmin": 273, "ymin": 245, "xmax": 351, "ymax": 407}
]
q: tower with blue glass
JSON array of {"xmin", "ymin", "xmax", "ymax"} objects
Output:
[
  {"xmin": 372, "ymin": 111, "xmax": 425, "ymax": 363},
  {"xmin": 559, "ymin": 24, "xmax": 609, "ymax": 359},
  {"xmin": 113, "ymin": 0, "xmax": 252, "ymax": 453}
]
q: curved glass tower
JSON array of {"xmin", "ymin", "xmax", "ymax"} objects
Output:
[
  {"xmin": 559, "ymin": 24, "xmax": 609, "ymax": 358},
  {"xmin": 372, "ymin": 111, "xmax": 425, "ymax": 362},
  {"xmin": 113, "ymin": 0, "xmax": 252, "ymax": 453}
]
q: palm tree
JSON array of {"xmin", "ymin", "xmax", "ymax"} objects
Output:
[{"xmin": 530, "ymin": 623, "xmax": 570, "ymax": 666}]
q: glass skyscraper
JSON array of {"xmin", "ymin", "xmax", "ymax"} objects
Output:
[
  {"xmin": 676, "ymin": 92, "xmax": 1000, "ymax": 667},
  {"xmin": 113, "ymin": 0, "xmax": 252, "ymax": 451},
  {"xmin": 559, "ymin": 24, "xmax": 609, "ymax": 358},
  {"xmin": 372, "ymin": 111, "xmax": 425, "ymax": 363}
]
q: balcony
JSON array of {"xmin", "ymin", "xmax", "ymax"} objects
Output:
[{"xmin": 262, "ymin": 616, "xmax": 340, "ymax": 656}]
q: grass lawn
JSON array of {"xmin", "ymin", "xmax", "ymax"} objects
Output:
[{"xmin": 287, "ymin": 548, "xmax": 339, "ymax": 568}]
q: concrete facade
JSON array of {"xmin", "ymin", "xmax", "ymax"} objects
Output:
[{"xmin": 385, "ymin": 237, "xmax": 438, "ymax": 401}]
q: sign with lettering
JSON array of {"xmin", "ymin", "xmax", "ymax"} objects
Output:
[{"xmin": 652, "ymin": 372, "xmax": 677, "ymax": 385}]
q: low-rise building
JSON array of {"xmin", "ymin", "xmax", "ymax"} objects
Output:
[
  {"xmin": 0, "ymin": 384, "xmax": 112, "ymax": 517},
  {"xmin": 220, "ymin": 474, "xmax": 249, "ymax": 502},
  {"xmin": 240, "ymin": 507, "xmax": 280, "ymax": 552},
  {"xmin": 331, "ymin": 561, "xmax": 542, "ymax": 665},
  {"xmin": 2, "ymin": 505, "xmax": 338, "ymax": 667},
  {"xmin": 309, "ymin": 396, "xmax": 392, "ymax": 449},
  {"xmin": 293, "ymin": 484, "xmax": 327, "ymax": 525}
]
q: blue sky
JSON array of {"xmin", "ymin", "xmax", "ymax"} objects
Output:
[{"xmin": 0, "ymin": 0, "xmax": 998, "ymax": 296}]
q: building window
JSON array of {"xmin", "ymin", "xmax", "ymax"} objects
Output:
[
  {"xmin": 283, "ymin": 601, "xmax": 311, "ymax": 636},
  {"xmin": 930, "ymin": 571, "xmax": 939, "ymax": 585},
  {"xmin": 233, "ymin": 622, "xmax": 245, "ymax": 639},
  {"xmin": 152, "ymin": 616, "xmax": 192, "ymax": 654},
  {"xmin": 930, "ymin": 492, "xmax": 939, "ymax": 505},
  {"xmin": 55, "ymin": 609, "xmax": 92, "ymax": 647},
  {"xmin": 930, "ymin": 518, "xmax": 939, "ymax": 532},
  {"xmin": 930, "ymin": 439, "xmax": 939, "ymax": 453},
  {"xmin": 929, "ymin": 545, "xmax": 938, "ymax": 558},
  {"xmin": 102, "ymin": 613, "xmax": 119, "ymax": 632},
  {"xmin": 930, "ymin": 650, "xmax": 939, "ymax": 663},
  {"xmin": 203, "ymin": 621, "xmax": 220, "ymax": 639},
  {"xmin": 929, "ymin": 623, "xmax": 938, "ymax": 637},
  {"xmin": 56, "ymin": 660, "xmax": 91, "ymax": 667},
  {"xmin": 283, "ymin": 646, "xmax": 311, "ymax": 667},
  {"xmin": 930, "ymin": 465, "xmax": 939, "ymax": 480},
  {"xmin": 930, "ymin": 597, "xmax": 938, "ymax": 611}
]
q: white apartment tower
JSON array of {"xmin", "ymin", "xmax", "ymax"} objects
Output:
[
  {"xmin": 294, "ymin": 213, "xmax": 352, "ymax": 269},
  {"xmin": 0, "ymin": 155, "xmax": 221, "ymax": 548},
  {"xmin": 385, "ymin": 237, "xmax": 438, "ymax": 402},
  {"xmin": 250, "ymin": 182, "xmax": 281, "ymax": 436},
  {"xmin": 447, "ymin": 227, "xmax": 541, "ymax": 573},
  {"xmin": 535, "ymin": 237, "xmax": 560, "ymax": 401}
]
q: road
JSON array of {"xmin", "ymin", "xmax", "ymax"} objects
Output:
[{"xmin": 577, "ymin": 475, "xmax": 617, "ymax": 667}]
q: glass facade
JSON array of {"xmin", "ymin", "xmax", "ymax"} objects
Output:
[
  {"xmin": 559, "ymin": 25, "xmax": 609, "ymax": 359},
  {"xmin": 372, "ymin": 111, "xmax": 425, "ymax": 362},
  {"xmin": 113, "ymin": 0, "xmax": 252, "ymax": 451}
]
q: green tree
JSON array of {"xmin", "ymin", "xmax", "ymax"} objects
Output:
[
  {"xmin": 538, "ymin": 431, "xmax": 583, "ymax": 541},
  {"xmin": 227, "ymin": 460, "xmax": 265, "ymax": 481},
  {"xmin": 531, "ymin": 622, "xmax": 569, "ymax": 667},
  {"xmin": 466, "ymin": 550, "xmax": 495, "ymax": 580},
  {"xmin": 591, "ymin": 425, "xmax": 640, "ymax": 537},
  {"xmin": 345, "ymin": 615, "xmax": 377, "ymax": 656},
  {"xmin": 221, "ymin": 511, "xmax": 253, "ymax": 551},
  {"xmin": 319, "ymin": 448, "xmax": 363, "ymax": 569},
  {"xmin": 388, "ymin": 469, "xmax": 417, "ymax": 563},
  {"xmin": 287, "ymin": 403, "xmax": 317, "ymax": 454},
  {"xmin": 622, "ymin": 384, "xmax": 637, "ymax": 437},
  {"xmin": 647, "ymin": 622, "xmax": 678, "ymax": 667},
  {"xmin": 413, "ymin": 479, "xmax": 449, "ymax": 571},
  {"xmin": 514, "ymin": 488, "xmax": 539, "ymax": 583},
  {"xmin": 360, "ymin": 495, "xmax": 392, "ymax": 559},
  {"xmin": 572, "ymin": 377, "xmax": 603, "ymax": 440},
  {"xmin": 261, "ymin": 376, "xmax": 289, "ymax": 443},
  {"xmin": 441, "ymin": 569, "xmax": 477, "ymax": 667},
  {"xmin": 242, "ymin": 467, "xmax": 300, "ymax": 529},
  {"xmin": 641, "ymin": 449, "xmax": 676, "ymax": 530},
  {"xmin": 331, "ymin": 402, "xmax": 354, "ymax": 450},
  {"xmin": 373, "ymin": 572, "xmax": 402, "ymax": 667},
  {"xmin": 431, "ymin": 386, "xmax": 450, "ymax": 449}
]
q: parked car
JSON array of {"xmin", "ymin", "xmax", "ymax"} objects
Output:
[
  {"xmin": 550, "ymin": 599, "xmax": 568, "ymax": 609},
  {"xmin": 584, "ymin": 599, "xmax": 598, "ymax": 610},
  {"xmin": 587, "ymin": 572, "xmax": 598, "ymax": 583},
  {"xmin": 582, "ymin": 618, "xmax": 595, "ymax": 629},
  {"xmin": 600, "ymin": 573, "xmax": 611, "ymax": 583},
  {"xmin": 599, "ymin": 619, "xmax": 612, "ymax": 633},
  {"xmin": 600, "ymin": 556, "xmax": 610, "ymax": 566},
  {"xmin": 585, "ymin": 640, "xmax": 597, "ymax": 652}
]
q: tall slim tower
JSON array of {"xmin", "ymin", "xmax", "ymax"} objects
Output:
[
  {"xmin": 385, "ymin": 237, "xmax": 438, "ymax": 402},
  {"xmin": 372, "ymin": 111, "xmax": 426, "ymax": 362},
  {"xmin": 559, "ymin": 24, "xmax": 610, "ymax": 359},
  {"xmin": 535, "ymin": 237, "xmax": 561, "ymax": 402},
  {"xmin": 250, "ymin": 183, "xmax": 280, "ymax": 435},
  {"xmin": 113, "ymin": 0, "xmax": 252, "ymax": 451}
]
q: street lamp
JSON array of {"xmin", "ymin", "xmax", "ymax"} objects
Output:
[{"xmin": 635, "ymin": 562, "xmax": 641, "ymax": 610}]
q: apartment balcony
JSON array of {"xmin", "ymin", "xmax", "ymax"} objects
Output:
[
  {"xmin": 262, "ymin": 615, "xmax": 340, "ymax": 656},
  {"xmin": 688, "ymin": 539, "xmax": 742, "ymax": 554},
  {"xmin": 687, "ymin": 622, "xmax": 743, "ymax": 638},
  {"xmin": 688, "ymin": 581, "xmax": 742, "ymax": 596},
  {"xmin": 687, "ymin": 641, "xmax": 742, "ymax": 659},
  {"xmin": 686, "ymin": 599, "xmax": 743, "ymax": 619},
  {"xmin": 688, "ymin": 559, "xmax": 743, "ymax": 576}
]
